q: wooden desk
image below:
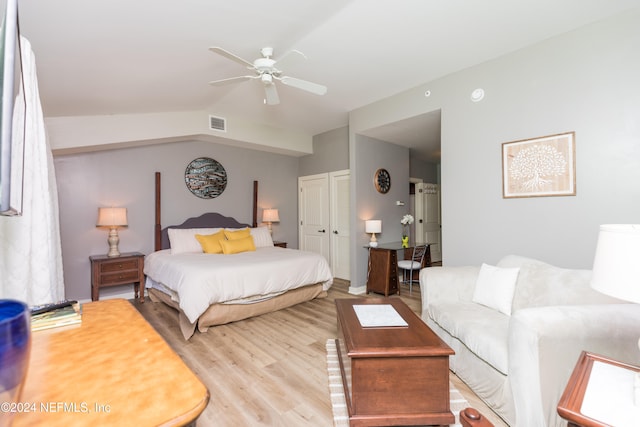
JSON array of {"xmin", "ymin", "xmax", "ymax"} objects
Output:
[
  {"xmin": 14, "ymin": 299, "xmax": 209, "ymax": 427},
  {"xmin": 335, "ymin": 298, "xmax": 455, "ymax": 426},
  {"xmin": 557, "ymin": 351, "xmax": 640, "ymax": 427},
  {"xmin": 366, "ymin": 243, "xmax": 431, "ymax": 296},
  {"xmin": 366, "ymin": 247, "xmax": 399, "ymax": 296}
]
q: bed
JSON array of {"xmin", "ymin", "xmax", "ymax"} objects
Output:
[{"xmin": 145, "ymin": 173, "xmax": 333, "ymax": 339}]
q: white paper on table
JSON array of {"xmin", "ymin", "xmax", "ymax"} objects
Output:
[
  {"xmin": 353, "ymin": 304, "xmax": 408, "ymax": 327},
  {"xmin": 581, "ymin": 360, "xmax": 640, "ymax": 426}
]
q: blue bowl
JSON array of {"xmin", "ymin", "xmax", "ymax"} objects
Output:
[{"xmin": 0, "ymin": 300, "xmax": 31, "ymax": 395}]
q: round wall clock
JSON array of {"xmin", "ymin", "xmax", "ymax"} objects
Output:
[
  {"xmin": 374, "ymin": 168, "xmax": 391, "ymax": 194},
  {"xmin": 184, "ymin": 157, "xmax": 227, "ymax": 199}
]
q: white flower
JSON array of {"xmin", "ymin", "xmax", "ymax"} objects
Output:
[{"xmin": 401, "ymin": 214, "xmax": 414, "ymax": 225}]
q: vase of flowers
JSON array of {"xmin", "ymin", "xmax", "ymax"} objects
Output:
[{"xmin": 401, "ymin": 214, "xmax": 414, "ymax": 248}]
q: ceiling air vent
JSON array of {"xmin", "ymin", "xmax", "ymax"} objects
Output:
[{"xmin": 209, "ymin": 115, "xmax": 226, "ymax": 132}]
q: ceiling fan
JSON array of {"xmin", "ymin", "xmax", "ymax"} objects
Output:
[{"xmin": 208, "ymin": 46, "xmax": 327, "ymax": 105}]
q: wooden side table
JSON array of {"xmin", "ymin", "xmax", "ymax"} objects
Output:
[
  {"xmin": 273, "ymin": 241, "xmax": 287, "ymax": 248},
  {"xmin": 89, "ymin": 252, "xmax": 145, "ymax": 302},
  {"xmin": 14, "ymin": 299, "xmax": 209, "ymax": 426},
  {"xmin": 557, "ymin": 351, "xmax": 640, "ymax": 427}
]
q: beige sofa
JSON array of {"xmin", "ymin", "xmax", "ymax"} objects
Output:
[{"xmin": 419, "ymin": 255, "xmax": 640, "ymax": 427}]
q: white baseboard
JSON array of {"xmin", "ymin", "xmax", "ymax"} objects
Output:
[
  {"xmin": 77, "ymin": 286, "xmax": 142, "ymax": 304},
  {"xmin": 348, "ymin": 285, "xmax": 366, "ymax": 295}
]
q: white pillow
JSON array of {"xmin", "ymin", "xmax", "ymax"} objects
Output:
[
  {"xmin": 168, "ymin": 228, "xmax": 221, "ymax": 254},
  {"xmin": 250, "ymin": 226, "xmax": 274, "ymax": 248},
  {"xmin": 472, "ymin": 263, "xmax": 520, "ymax": 316}
]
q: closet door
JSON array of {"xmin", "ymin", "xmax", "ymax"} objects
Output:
[
  {"xmin": 330, "ymin": 170, "xmax": 350, "ymax": 280},
  {"xmin": 298, "ymin": 174, "xmax": 330, "ymax": 261}
]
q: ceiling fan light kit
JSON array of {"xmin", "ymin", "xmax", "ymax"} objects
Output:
[{"xmin": 209, "ymin": 46, "xmax": 327, "ymax": 106}]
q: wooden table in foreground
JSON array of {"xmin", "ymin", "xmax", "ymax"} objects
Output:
[
  {"xmin": 14, "ymin": 299, "xmax": 209, "ymax": 427},
  {"xmin": 557, "ymin": 351, "xmax": 640, "ymax": 427},
  {"xmin": 335, "ymin": 298, "xmax": 455, "ymax": 426}
]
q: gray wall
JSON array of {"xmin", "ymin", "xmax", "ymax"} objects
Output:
[
  {"xmin": 410, "ymin": 157, "xmax": 439, "ymax": 184},
  {"xmin": 351, "ymin": 9, "xmax": 640, "ymax": 270},
  {"xmin": 351, "ymin": 134, "xmax": 410, "ymax": 288},
  {"xmin": 299, "ymin": 126, "xmax": 349, "ymax": 176},
  {"xmin": 54, "ymin": 139, "xmax": 299, "ymax": 300}
]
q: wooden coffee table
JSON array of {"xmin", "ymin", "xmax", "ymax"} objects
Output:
[{"xmin": 335, "ymin": 298, "xmax": 455, "ymax": 426}]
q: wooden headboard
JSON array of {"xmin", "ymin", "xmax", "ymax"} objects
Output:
[{"xmin": 154, "ymin": 172, "xmax": 258, "ymax": 251}]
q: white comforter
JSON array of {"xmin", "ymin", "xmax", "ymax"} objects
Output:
[{"xmin": 144, "ymin": 247, "xmax": 333, "ymax": 323}]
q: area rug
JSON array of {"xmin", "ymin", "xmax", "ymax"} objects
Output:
[{"xmin": 326, "ymin": 339, "xmax": 469, "ymax": 427}]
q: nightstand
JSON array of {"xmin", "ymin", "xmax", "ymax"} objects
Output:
[
  {"xmin": 273, "ymin": 241, "xmax": 287, "ymax": 248},
  {"xmin": 89, "ymin": 252, "xmax": 145, "ymax": 302}
]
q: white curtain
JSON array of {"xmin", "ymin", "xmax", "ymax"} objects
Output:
[{"xmin": 0, "ymin": 36, "xmax": 64, "ymax": 304}]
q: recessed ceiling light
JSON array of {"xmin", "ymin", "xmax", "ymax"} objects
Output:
[
  {"xmin": 470, "ymin": 88, "xmax": 485, "ymax": 102},
  {"xmin": 424, "ymin": 90, "xmax": 431, "ymax": 97}
]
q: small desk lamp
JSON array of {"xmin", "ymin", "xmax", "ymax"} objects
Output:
[
  {"xmin": 96, "ymin": 207, "xmax": 128, "ymax": 257},
  {"xmin": 262, "ymin": 209, "xmax": 280, "ymax": 236},
  {"xmin": 365, "ymin": 220, "xmax": 382, "ymax": 247},
  {"xmin": 590, "ymin": 224, "xmax": 640, "ymax": 405}
]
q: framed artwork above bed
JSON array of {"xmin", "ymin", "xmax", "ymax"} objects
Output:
[{"xmin": 184, "ymin": 157, "xmax": 227, "ymax": 199}]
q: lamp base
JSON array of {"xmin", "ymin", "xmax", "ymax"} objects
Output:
[
  {"xmin": 369, "ymin": 232, "xmax": 378, "ymax": 247},
  {"xmin": 107, "ymin": 227, "xmax": 121, "ymax": 257}
]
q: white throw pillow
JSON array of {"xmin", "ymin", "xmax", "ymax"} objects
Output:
[
  {"xmin": 250, "ymin": 226, "xmax": 274, "ymax": 248},
  {"xmin": 472, "ymin": 263, "xmax": 520, "ymax": 316},
  {"xmin": 168, "ymin": 228, "xmax": 221, "ymax": 254}
]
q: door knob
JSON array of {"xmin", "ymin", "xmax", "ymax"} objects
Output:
[
  {"xmin": 333, "ymin": 230, "xmax": 338, "ymax": 234},
  {"xmin": 318, "ymin": 229, "xmax": 326, "ymax": 233}
]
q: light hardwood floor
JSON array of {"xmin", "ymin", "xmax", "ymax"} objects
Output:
[{"xmin": 134, "ymin": 280, "xmax": 508, "ymax": 426}]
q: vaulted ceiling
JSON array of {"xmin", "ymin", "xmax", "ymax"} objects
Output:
[{"xmin": 8, "ymin": 0, "xmax": 640, "ymax": 160}]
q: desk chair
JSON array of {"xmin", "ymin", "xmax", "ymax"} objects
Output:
[{"xmin": 397, "ymin": 244, "xmax": 428, "ymax": 293}]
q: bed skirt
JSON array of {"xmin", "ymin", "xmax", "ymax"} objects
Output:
[{"xmin": 148, "ymin": 284, "xmax": 327, "ymax": 340}]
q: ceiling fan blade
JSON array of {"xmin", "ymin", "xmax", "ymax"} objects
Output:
[
  {"xmin": 264, "ymin": 83, "xmax": 280, "ymax": 105},
  {"xmin": 209, "ymin": 47, "xmax": 254, "ymax": 68},
  {"xmin": 279, "ymin": 76, "xmax": 327, "ymax": 96},
  {"xmin": 274, "ymin": 49, "xmax": 306, "ymax": 70},
  {"xmin": 209, "ymin": 76, "xmax": 255, "ymax": 86}
]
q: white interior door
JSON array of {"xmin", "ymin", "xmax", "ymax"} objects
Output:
[
  {"xmin": 419, "ymin": 183, "xmax": 442, "ymax": 263},
  {"xmin": 298, "ymin": 174, "xmax": 330, "ymax": 262},
  {"xmin": 330, "ymin": 170, "xmax": 350, "ymax": 280},
  {"xmin": 412, "ymin": 179, "xmax": 424, "ymax": 244}
]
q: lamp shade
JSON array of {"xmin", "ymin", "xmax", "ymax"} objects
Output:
[
  {"xmin": 96, "ymin": 207, "xmax": 128, "ymax": 228},
  {"xmin": 591, "ymin": 224, "xmax": 640, "ymax": 304},
  {"xmin": 365, "ymin": 220, "xmax": 382, "ymax": 234},
  {"xmin": 262, "ymin": 209, "xmax": 280, "ymax": 223}
]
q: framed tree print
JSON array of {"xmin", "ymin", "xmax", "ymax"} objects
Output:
[{"xmin": 502, "ymin": 132, "xmax": 576, "ymax": 198}]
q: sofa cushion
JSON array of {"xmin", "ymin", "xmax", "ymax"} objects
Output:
[
  {"xmin": 497, "ymin": 255, "xmax": 623, "ymax": 311},
  {"xmin": 472, "ymin": 263, "xmax": 519, "ymax": 315},
  {"xmin": 429, "ymin": 302, "xmax": 510, "ymax": 375}
]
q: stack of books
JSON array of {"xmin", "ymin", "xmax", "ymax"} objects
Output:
[{"xmin": 30, "ymin": 300, "xmax": 82, "ymax": 331}]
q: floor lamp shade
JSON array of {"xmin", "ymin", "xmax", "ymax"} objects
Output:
[
  {"xmin": 591, "ymin": 224, "xmax": 640, "ymax": 303},
  {"xmin": 96, "ymin": 207, "xmax": 128, "ymax": 257}
]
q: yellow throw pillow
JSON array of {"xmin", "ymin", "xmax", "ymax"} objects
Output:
[
  {"xmin": 224, "ymin": 228, "xmax": 251, "ymax": 241},
  {"xmin": 220, "ymin": 236, "xmax": 256, "ymax": 254},
  {"xmin": 195, "ymin": 230, "xmax": 226, "ymax": 254}
]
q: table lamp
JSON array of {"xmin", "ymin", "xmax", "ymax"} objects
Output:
[
  {"xmin": 365, "ymin": 220, "xmax": 382, "ymax": 247},
  {"xmin": 262, "ymin": 209, "xmax": 280, "ymax": 236},
  {"xmin": 590, "ymin": 224, "xmax": 640, "ymax": 405},
  {"xmin": 96, "ymin": 207, "xmax": 128, "ymax": 257}
]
